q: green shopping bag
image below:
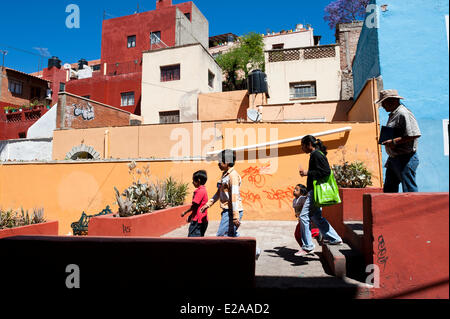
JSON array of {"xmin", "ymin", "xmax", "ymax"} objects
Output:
[{"xmin": 313, "ymin": 170, "xmax": 341, "ymax": 207}]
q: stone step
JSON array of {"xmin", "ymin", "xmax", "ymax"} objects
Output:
[
  {"xmin": 321, "ymin": 242, "xmax": 366, "ymax": 282},
  {"xmin": 344, "ymin": 221, "xmax": 364, "ymax": 253}
]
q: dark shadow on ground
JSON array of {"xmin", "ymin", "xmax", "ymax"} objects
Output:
[{"xmin": 265, "ymin": 246, "xmax": 321, "ymax": 266}]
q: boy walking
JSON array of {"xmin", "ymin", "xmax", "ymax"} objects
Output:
[
  {"xmin": 181, "ymin": 170, "xmax": 209, "ymax": 237},
  {"xmin": 201, "ymin": 150, "xmax": 243, "ymax": 237}
]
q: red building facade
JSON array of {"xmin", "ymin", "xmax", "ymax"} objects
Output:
[
  {"xmin": 47, "ymin": 0, "xmax": 206, "ymax": 115},
  {"xmin": 0, "ymin": 67, "xmax": 51, "ymax": 140}
]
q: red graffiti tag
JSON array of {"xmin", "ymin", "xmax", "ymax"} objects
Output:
[
  {"xmin": 241, "ymin": 163, "xmax": 273, "ymax": 188},
  {"xmin": 240, "ymin": 190, "xmax": 263, "ymax": 209},
  {"xmin": 262, "ymin": 186, "xmax": 295, "ymax": 208}
]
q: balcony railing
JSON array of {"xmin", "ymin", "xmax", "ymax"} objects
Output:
[
  {"xmin": 267, "ymin": 45, "xmax": 337, "ymax": 63},
  {"xmin": 106, "ymin": 60, "xmax": 141, "ymax": 76}
]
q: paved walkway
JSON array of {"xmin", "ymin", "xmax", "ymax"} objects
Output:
[{"xmin": 164, "ymin": 221, "xmax": 357, "ymax": 290}]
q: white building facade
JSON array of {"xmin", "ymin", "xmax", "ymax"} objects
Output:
[
  {"xmin": 141, "ymin": 43, "xmax": 223, "ymax": 124},
  {"xmin": 265, "ymin": 45, "xmax": 341, "ymax": 104}
]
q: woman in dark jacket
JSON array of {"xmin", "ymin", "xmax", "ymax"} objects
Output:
[{"xmin": 296, "ymin": 135, "xmax": 342, "ymax": 256}]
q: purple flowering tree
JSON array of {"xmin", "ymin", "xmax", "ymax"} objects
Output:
[{"xmin": 324, "ymin": 0, "xmax": 370, "ymax": 29}]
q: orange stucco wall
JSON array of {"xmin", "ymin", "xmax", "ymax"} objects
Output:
[
  {"xmin": 198, "ymin": 91, "xmax": 265, "ymax": 121},
  {"xmin": 347, "ymin": 79, "xmax": 378, "ymax": 122},
  {"xmin": 261, "ymin": 100, "xmax": 354, "ymax": 122},
  {"xmin": 1, "ymin": 121, "xmax": 382, "ymax": 236},
  {"xmin": 52, "ymin": 121, "xmax": 224, "ymax": 160}
]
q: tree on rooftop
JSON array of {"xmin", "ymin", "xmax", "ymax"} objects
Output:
[
  {"xmin": 324, "ymin": 0, "xmax": 370, "ymax": 29},
  {"xmin": 216, "ymin": 32, "xmax": 265, "ymax": 91}
]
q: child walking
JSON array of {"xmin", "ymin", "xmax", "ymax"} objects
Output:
[
  {"xmin": 293, "ymin": 184, "xmax": 320, "ymax": 256},
  {"xmin": 200, "ymin": 150, "xmax": 243, "ymax": 237},
  {"xmin": 181, "ymin": 170, "xmax": 209, "ymax": 237}
]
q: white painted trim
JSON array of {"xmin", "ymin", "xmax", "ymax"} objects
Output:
[
  {"xmin": 444, "ymin": 119, "xmax": 449, "ymax": 156},
  {"xmin": 207, "ymin": 126, "xmax": 352, "ymax": 155}
]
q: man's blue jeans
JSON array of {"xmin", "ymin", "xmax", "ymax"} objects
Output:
[
  {"xmin": 299, "ymin": 191, "xmax": 342, "ymax": 251},
  {"xmin": 384, "ymin": 152, "xmax": 419, "ymax": 193},
  {"xmin": 217, "ymin": 209, "xmax": 244, "ymax": 237}
]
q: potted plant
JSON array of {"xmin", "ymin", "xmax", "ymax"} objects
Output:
[
  {"xmin": 321, "ymin": 147, "xmax": 383, "ymax": 237},
  {"xmin": 88, "ymin": 162, "xmax": 190, "ymax": 237},
  {"xmin": 4, "ymin": 107, "xmax": 9, "ymax": 114},
  {"xmin": 0, "ymin": 207, "xmax": 58, "ymax": 239}
]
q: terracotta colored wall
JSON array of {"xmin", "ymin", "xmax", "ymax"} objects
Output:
[
  {"xmin": 52, "ymin": 121, "xmax": 222, "ymax": 160},
  {"xmin": 322, "ymin": 188, "xmax": 383, "ymax": 238},
  {"xmin": 0, "ymin": 221, "xmax": 58, "ymax": 239},
  {"xmin": 363, "ymin": 193, "xmax": 449, "ymax": 299},
  {"xmin": 89, "ymin": 205, "xmax": 191, "ymax": 237},
  {"xmin": 347, "ymin": 79, "xmax": 378, "ymax": 122},
  {"xmin": 198, "ymin": 90, "xmax": 249, "ymax": 121},
  {"xmin": 261, "ymin": 100, "xmax": 354, "ymax": 122},
  {"xmin": 56, "ymin": 93, "xmax": 131, "ymax": 129}
]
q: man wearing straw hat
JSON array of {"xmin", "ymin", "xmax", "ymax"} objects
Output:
[{"xmin": 376, "ymin": 89, "xmax": 421, "ymax": 193}]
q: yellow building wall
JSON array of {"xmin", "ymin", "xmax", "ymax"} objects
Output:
[{"xmin": 1, "ymin": 122, "xmax": 382, "ymax": 236}]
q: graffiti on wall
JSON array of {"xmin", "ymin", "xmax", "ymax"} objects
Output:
[
  {"xmin": 241, "ymin": 163, "xmax": 273, "ymax": 188},
  {"xmin": 73, "ymin": 102, "xmax": 95, "ymax": 121},
  {"xmin": 377, "ymin": 235, "xmax": 388, "ymax": 271}
]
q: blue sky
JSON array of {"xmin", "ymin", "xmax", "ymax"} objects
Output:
[{"xmin": 0, "ymin": 0, "xmax": 336, "ymax": 74}]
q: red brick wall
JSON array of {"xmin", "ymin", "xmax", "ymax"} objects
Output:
[
  {"xmin": 57, "ymin": 93, "xmax": 131, "ymax": 129},
  {"xmin": 1, "ymin": 68, "xmax": 49, "ymax": 106}
]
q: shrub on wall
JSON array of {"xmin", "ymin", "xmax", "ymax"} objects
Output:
[
  {"xmin": 0, "ymin": 208, "xmax": 46, "ymax": 230},
  {"xmin": 114, "ymin": 162, "xmax": 189, "ymax": 217},
  {"xmin": 332, "ymin": 161, "xmax": 373, "ymax": 188}
]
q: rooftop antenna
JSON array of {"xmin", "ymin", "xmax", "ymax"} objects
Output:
[{"xmin": 0, "ymin": 50, "xmax": 7, "ymax": 70}]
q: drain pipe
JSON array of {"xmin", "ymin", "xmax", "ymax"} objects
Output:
[
  {"xmin": 207, "ymin": 126, "xmax": 352, "ymax": 156},
  {"xmin": 104, "ymin": 130, "xmax": 110, "ymax": 159}
]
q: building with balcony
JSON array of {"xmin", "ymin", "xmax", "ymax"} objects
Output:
[
  {"xmin": 0, "ymin": 67, "xmax": 52, "ymax": 140},
  {"xmin": 37, "ymin": 0, "xmax": 208, "ymax": 116},
  {"xmin": 265, "ymin": 45, "xmax": 341, "ymax": 105}
]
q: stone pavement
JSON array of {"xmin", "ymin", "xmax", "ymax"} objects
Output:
[{"xmin": 163, "ymin": 220, "xmax": 362, "ymax": 291}]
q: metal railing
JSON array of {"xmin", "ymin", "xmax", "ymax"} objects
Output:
[{"xmin": 267, "ymin": 45, "xmax": 337, "ymax": 63}]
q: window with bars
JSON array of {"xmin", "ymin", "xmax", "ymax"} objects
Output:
[
  {"xmin": 59, "ymin": 82, "xmax": 66, "ymax": 92},
  {"xmin": 159, "ymin": 111, "xmax": 180, "ymax": 124},
  {"xmin": 272, "ymin": 43, "xmax": 284, "ymax": 50},
  {"xmin": 128, "ymin": 35, "xmax": 136, "ymax": 48},
  {"xmin": 121, "ymin": 92, "xmax": 135, "ymax": 106},
  {"xmin": 289, "ymin": 82, "xmax": 317, "ymax": 99},
  {"xmin": 9, "ymin": 80, "xmax": 23, "ymax": 95},
  {"xmin": 208, "ymin": 70, "xmax": 215, "ymax": 88},
  {"xmin": 151, "ymin": 31, "xmax": 161, "ymax": 45},
  {"xmin": 161, "ymin": 64, "xmax": 180, "ymax": 82}
]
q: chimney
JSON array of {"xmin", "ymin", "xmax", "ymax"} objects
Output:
[{"xmin": 156, "ymin": 0, "xmax": 172, "ymax": 10}]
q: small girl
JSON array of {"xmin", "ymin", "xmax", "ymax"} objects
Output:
[{"xmin": 293, "ymin": 184, "xmax": 320, "ymax": 256}]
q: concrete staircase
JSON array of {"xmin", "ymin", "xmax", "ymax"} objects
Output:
[{"xmin": 321, "ymin": 220, "xmax": 369, "ymax": 286}]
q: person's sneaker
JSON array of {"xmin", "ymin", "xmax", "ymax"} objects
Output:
[
  {"xmin": 255, "ymin": 248, "xmax": 261, "ymax": 260},
  {"xmin": 294, "ymin": 249, "xmax": 315, "ymax": 257},
  {"xmin": 322, "ymin": 239, "xmax": 343, "ymax": 245}
]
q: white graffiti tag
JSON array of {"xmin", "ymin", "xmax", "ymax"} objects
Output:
[{"xmin": 74, "ymin": 103, "xmax": 95, "ymax": 121}]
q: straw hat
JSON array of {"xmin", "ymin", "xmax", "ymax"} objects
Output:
[{"xmin": 375, "ymin": 89, "xmax": 404, "ymax": 104}]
